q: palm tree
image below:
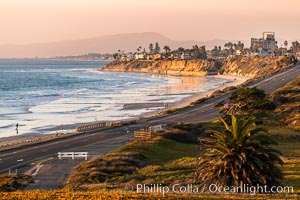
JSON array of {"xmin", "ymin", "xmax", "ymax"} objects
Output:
[
  {"xmin": 154, "ymin": 42, "xmax": 160, "ymax": 53},
  {"xmin": 163, "ymin": 46, "xmax": 171, "ymax": 54},
  {"xmin": 292, "ymin": 41, "xmax": 300, "ymax": 53},
  {"xmin": 196, "ymin": 115, "xmax": 283, "ymax": 188},
  {"xmin": 212, "ymin": 46, "xmax": 219, "ymax": 57},
  {"xmin": 228, "ymin": 42, "xmax": 233, "ymax": 50},
  {"xmin": 224, "ymin": 43, "xmax": 229, "ymax": 49},
  {"xmin": 224, "ymin": 43, "xmax": 232, "ymax": 56},
  {"xmin": 136, "ymin": 46, "xmax": 142, "ymax": 53},
  {"xmin": 284, "ymin": 40, "xmax": 288, "ymax": 48},
  {"xmin": 149, "ymin": 43, "xmax": 154, "ymax": 54},
  {"xmin": 117, "ymin": 49, "xmax": 121, "ymax": 59}
]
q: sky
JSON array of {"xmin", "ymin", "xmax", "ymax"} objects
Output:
[{"xmin": 0, "ymin": 0, "xmax": 299, "ymax": 44}]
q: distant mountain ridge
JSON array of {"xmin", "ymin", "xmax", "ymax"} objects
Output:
[{"xmin": 0, "ymin": 32, "xmax": 247, "ymax": 58}]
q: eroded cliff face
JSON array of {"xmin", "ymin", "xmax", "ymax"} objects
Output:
[
  {"xmin": 219, "ymin": 56, "xmax": 295, "ymax": 77},
  {"xmin": 101, "ymin": 56, "xmax": 295, "ymax": 77},
  {"xmin": 102, "ymin": 59, "xmax": 220, "ymax": 76}
]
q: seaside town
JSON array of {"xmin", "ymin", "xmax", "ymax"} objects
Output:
[
  {"xmin": 1, "ymin": 1, "xmax": 300, "ymax": 200},
  {"xmin": 114, "ymin": 32, "xmax": 300, "ymax": 62}
]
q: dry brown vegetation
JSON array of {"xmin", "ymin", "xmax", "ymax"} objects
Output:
[
  {"xmin": 66, "ymin": 129, "xmax": 202, "ymax": 191},
  {"xmin": 271, "ymin": 75, "xmax": 300, "ymax": 130},
  {"xmin": 0, "ymin": 174, "xmax": 33, "ymax": 192},
  {"xmin": 219, "ymin": 56, "xmax": 296, "ymax": 77}
]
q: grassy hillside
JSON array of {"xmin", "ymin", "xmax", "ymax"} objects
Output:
[
  {"xmin": 67, "ymin": 131, "xmax": 201, "ymax": 190},
  {"xmin": 271, "ymin": 74, "xmax": 300, "ymax": 130}
]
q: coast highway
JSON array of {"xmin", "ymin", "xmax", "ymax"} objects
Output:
[{"xmin": 1, "ymin": 63, "xmax": 300, "ymax": 179}]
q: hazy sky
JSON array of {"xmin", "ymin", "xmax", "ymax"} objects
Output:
[{"xmin": 0, "ymin": 0, "xmax": 299, "ymax": 44}]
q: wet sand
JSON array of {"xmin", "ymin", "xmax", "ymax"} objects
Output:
[
  {"xmin": 129, "ymin": 75, "xmax": 249, "ymax": 117},
  {"xmin": 168, "ymin": 74, "xmax": 249, "ymax": 110}
]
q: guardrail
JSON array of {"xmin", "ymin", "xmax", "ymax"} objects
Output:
[
  {"xmin": 75, "ymin": 119, "xmax": 137, "ymax": 133},
  {"xmin": 58, "ymin": 152, "xmax": 88, "ymax": 160},
  {"xmin": 148, "ymin": 124, "xmax": 167, "ymax": 133}
]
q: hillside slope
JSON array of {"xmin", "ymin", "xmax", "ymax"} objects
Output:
[{"xmin": 271, "ymin": 74, "xmax": 300, "ymax": 129}]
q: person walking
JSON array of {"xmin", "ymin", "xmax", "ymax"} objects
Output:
[{"xmin": 16, "ymin": 123, "xmax": 19, "ymax": 134}]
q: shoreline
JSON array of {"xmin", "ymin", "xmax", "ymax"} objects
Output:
[
  {"xmin": 168, "ymin": 74, "xmax": 248, "ymax": 110},
  {"xmin": 0, "ymin": 74, "xmax": 249, "ymax": 150},
  {"xmin": 139, "ymin": 74, "xmax": 249, "ymax": 118}
]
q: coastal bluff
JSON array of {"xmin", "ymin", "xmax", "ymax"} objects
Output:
[{"xmin": 101, "ymin": 56, "xmax": 296, "ymax": 77}]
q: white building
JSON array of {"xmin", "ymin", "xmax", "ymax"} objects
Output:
[
  {"xmin": 135, "ymin": 53, "xmax": 146, "ymax": 60},
  {"xmin": 180, "ymin": 52, "xmax": 192, "ymax": 60}
]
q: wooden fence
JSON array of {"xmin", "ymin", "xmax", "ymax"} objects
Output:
[
  {"xmin": 75, "ymin": 122, "xmax": 107, "ymax": 133},
  {"xmin": 75, "ymin": 119, "xmax": 136, "ymax": 133},
  {"xmin": 133, "ymin": 124, "xmax": 166, "ymax": 141},
  {"xmin": 134, "ymin": 129, "xmax": 153, "ymax": 140}
]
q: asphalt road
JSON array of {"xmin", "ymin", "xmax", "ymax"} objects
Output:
[
  {"xmin": 24, "ymin": 133, "xmax": 131, "ymax": 190},
  {"xmin": 1, "ymin": 63, "xmax": 300, "ymax": 180}
]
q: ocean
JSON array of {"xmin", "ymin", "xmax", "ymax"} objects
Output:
[{"xmin": 0, "ymin": 59, "xmax": 227, "ymax": 138}]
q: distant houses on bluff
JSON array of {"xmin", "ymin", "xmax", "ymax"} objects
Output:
[{"xmin": 114, "ymin": 32, "xmax": 300, "ymax": 62}]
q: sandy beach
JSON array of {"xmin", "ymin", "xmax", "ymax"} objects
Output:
[
  {"xmin": 0, "ymin": 74, "xmax": 249, "ymax": 150},
  {"xmin": 134, "ymin": 74, "xmax": 249, "ymax": 118},
  {"xmin": 166, "ymin": 74, "xmax": 249, "ymax": 110}
]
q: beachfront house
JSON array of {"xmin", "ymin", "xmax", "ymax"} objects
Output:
[
  {"xmin": 120, "ymin": 53, "xmax": 134, "ymax": 61},
  {"xmin": 206, "ymin": 50, "xmax": 213, "ymax": 59},
  {"xmin": 180, "ymin": 51, "xmax": 192, "ymax": 60},
  {"xmin": 135, "ymin": 52, "xmax": 146, "ymax": 60},
  {"xmin": 235, "ymin": 49, "xmax": 242, "ymax": 56},
  {"xmin": 278, "ymin": 47, "xmax": 288, "ymax": 56},
  {"xmin": 146, "ymin": 53, "xmax": 161, "ymax": 60},
  {"xmin": 170, "ymin": 51, "xmax": 182, "ymax": 60}
]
